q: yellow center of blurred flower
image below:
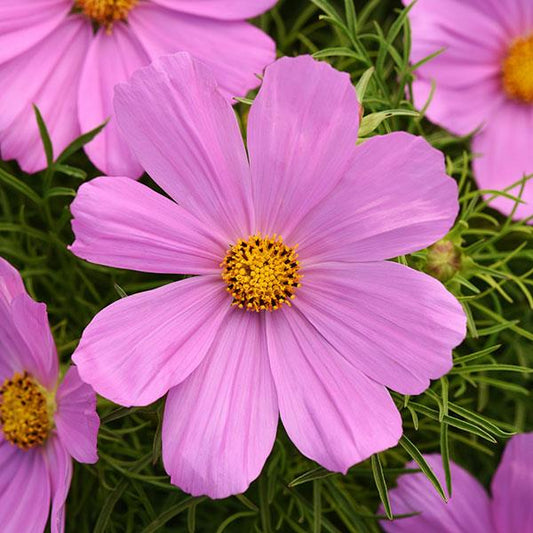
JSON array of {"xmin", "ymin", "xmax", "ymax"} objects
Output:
[
  {"xmin": 502, "ymin": 34, "xmax": 533, "ymax": 103},
  {"xmin": 221, "ymin": 233, "xmax": 302, "ymax": 312},
  {"xmin": 0, "ymin": 371, "xmax": 55, "ymax": 450},
  {"xmin": 75, "ymin": 0, "xmax": 137, "ymax": 30}
]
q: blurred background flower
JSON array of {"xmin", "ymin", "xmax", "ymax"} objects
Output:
[
  {"xmin": 404, "ymin": 0, "xmax": 533, "ymax": 222},
  {"xmin": 0, "ymin": 0, "xmax": 276, "ymax": 176},
  {"xmin": 0, "ymin": 258, "xmax": 99, "ymax": 532},
  {"xmin": 381, "ymin": 433, "xmax": 533, "ymax": 532}
]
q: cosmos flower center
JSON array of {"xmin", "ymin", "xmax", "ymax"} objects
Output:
[
  {"xmin": 502, "ymin": 34, "xmax": 533, "ymax": 103},
  {"xmin": 75, "ymin": 0, "xmax": 137, "ymax": 29},
  {"xmin": 221, "ymin": 233, "xmax": 302, "ymax": 312},
  {"xmin": 0, "ymin": 371, "xmax": 55, "ymax": 450}
]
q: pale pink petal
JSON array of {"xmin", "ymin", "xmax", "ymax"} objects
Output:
[
  {"xmin": 265, "ymin": 308, "xmax": 401, "ymax": 472},
  {"xmin": 73, "ymin": 276, "xmax": 231, "ymax": 407},
  {"xmin": 128, "ymin": 4, "xmax": 275, "ymax": 100},
  {"xmin": 442, "ymin": 0, "xmax": 533, "ymax": 37},
  {"xmin": 382, "ymin": 454, "xmax": 495, "ymax": 533},
  {"xmin": 404, "ymin": 0, "xmax": 533, "ymax": 223},
  {"xmin": 9, "ymin": 292, "xmax": 58, "ymax": 389},
  {"xmin": 404, "ymin": 0, "xmax": 507, "ymax": 136},
  {"xmin": 491, "ymin": 433, "xmax": 533, "ymax": 532},
  {"xmin": 0, "ymin": 16, "xmax": 91, "ymax": 173},
  {"xmin": 44, "ymin": 434, "xmax": 73, "ymax": 533},
  {"xmin": 0, "ymin": 441, "xmax": 51, "ymax": 532},
  {"xmin": 247, "ymin": 55, "xmax": 360, "ymax": 235},
  {"xmin": 404, "ymin": 0, "xmax": 506, "ymax": 68},
  {"xmin": 114, "ymin": 52, "xmax": 253, "ymax": 240},
  {"xmin": 294, "ymin": 262, "xmax": 466, "ymax": 396},
  {"xmin": 149, "ymin": 0, "xmax": 277, "ymax": 20},
  {"xmin": 78, "ymin": 23, "xmax": 147, "ymax": 178},
  {"xmin": 472, "ymin": 102, "xmax": 533, "ymax": 222},
  {"xmin": 162, "ymin": 310, "xmax": 278, "ymax": 498},
  {"xmin": 0, "ymin": 259, "xmax": 57, "ymax": 388},
  {"xmin": 291, "ymin": 133, "xmax": 459, "ymax": 263},
  {"xmin": 0, "ymin": 256, "xmax": 25, "ymax": 303},
  {"xmin": 0, "ymin": 257, "xmax": 26, "ymax": 379},
  {"xmin": 0, "ymin": 0, "xmax": 71, "ymax": 64},
  {"xmin": 55, "ymin": 367, "xmax": 99, "ymax": 464},
  {"xmin": 500, "ymin": 0, "xmax": 533, "ymax": 36},
  {"xmin": 0, "ymin": 297, "xmax": 26, "ymax": 382},
  {"xmin": 412, "ymin": 78, "xmax": 505, "ymax": 138},
  {"xmin": 70, "ymin": 177, "xmax": 227, "ymax": 275}
]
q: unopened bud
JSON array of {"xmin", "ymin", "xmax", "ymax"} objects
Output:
[{"xmin": 425, "ymin": 239, "xmax": 462, "ymax": 282}]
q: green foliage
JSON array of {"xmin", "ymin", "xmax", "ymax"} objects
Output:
[{"xmin": 0, "ymin": 0, "xmax": 531, "ymax": 531}]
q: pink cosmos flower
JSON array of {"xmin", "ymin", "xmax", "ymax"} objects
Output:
[
  {"xmin": 381, "ymin": 433, "xmax": 533, "ymax": 532},
  {"xmin": 403, "ymin": 0, "xmax": 533, "ymax": 221},
  {"xmin": 70, "ymin": 52, "xmax": 466, "ymax": 498},
  {"xmin": 0, "ymin": 0, "xmax": 276, "ymax": 177},
  {"xmin": 0, "ymin": 258, "xmax": 99, "ymax": 532}
]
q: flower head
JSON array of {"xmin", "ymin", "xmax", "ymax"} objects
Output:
[
  {"xmin": 0, "ymin": 258, "xmax": 99, "ymax": 532},
  {"xmin": 0, "ymin": 0, "xmax": 276, "ymax": 176},
  {"xmin": 70, "ymin": 53, "xmax": 466, "ymax": 498},
  {"xmin": 403, "ymin": 0, "xmax": 533, "ymax": 221},
  {"xmin": 221, "ymin": 233, "xmax": 302, "ymax": 312},
  {"xmin": 381, "ymin": 433, "xmax": 533, "ymax": 532}
]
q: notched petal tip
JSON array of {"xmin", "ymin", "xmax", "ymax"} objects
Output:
[{"xmin": 113, "ymin": 51, "xmax": 218, "ymax": 112}]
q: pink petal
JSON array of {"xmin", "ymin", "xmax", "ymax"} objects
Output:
[
  {"xmin": 0, "ymin": 259, "xmax": 58, "ymax": 388},
  {"xmin": 404, "ymin": 0, "xmax": 507, "ymax": 136},
  {"xmin": 162, "ymin": 310, "xmax": 278, "ymax": 498},
  {"xmin": 382, "ymin": 454, "xmax": 495, "ymax": 533},
  {"xmin": 55, "ymin": 367, "xmax": 99, "ymax": 464},
  {"xmin": 0, "ymin": 297, "xmax": 27, "ymax": 382},
  {"xmin": 491, "ymin": 433, "xmax": 533, "ymax": 532},
  {"xmin": 0, "ymin": 441, "xmax": 51, "ymax": 532},
  {"xmin": 9, "ymin": 292, "xmax": 58, "ymax": 389},
  {"xmin": 0, "ymin": 0, "xmax": 71, "ymax": 64},
  {"xmin": 472, "ymin": 102, "xmax": 533, "ymax": 222},
  {"xmin": 44, "ymin": 435, "xmax": 73, "ymax": 533},
  {"xmin": 247, "ymin": 55, "xmax": 360, "ymax": 235},
  {"xmin": 128, "ymin": 3, "xmax": 275, "ymax": 100},
  {"xmin": 291, "ymin": 133, "xmax": 459, "ymax": 263},
  {"xmin": 294, "ymin": 262, "xmax": 466, "ymax": 396},
  {"xmin": 266, "ymin": 308, "xmax": 401, "ymax": 472},
  {"xmin": 78, "ymin": 23, "xmax": 148, "ymax": 178},
  {"xmin": 73, "ymin": 276, "xmax": 231, "ymax": 407},
  {"xmin": 433, "ymin": 0, "xmax": 533, "ymax": 37},
  {"xmin": 405, "ymin": 0, "xmax": 506, "ymax": 68},
  {"xmin": 496, "ymin": 0, "xmax": 533, "ymax": 36},
  {"xmin": 114, "ymin": 52, "xmax": 253, "ymax": 241},
  {"xmin": 149, "ymin": 0, "xmax": 277, "ymax": 20},
  {"xmin": 0, "ymin": 256, "xmax": 25, "ymax": 303},
  {"xmin": 411, "ymin": 78, "xmax": 504, "ymax": 138},
  {"xmin": 0, "ymin": 16, "xmax": 91, "ymax": 173},
  {"xmin": 70, "ymin": 176, "xmax": 227, "ymax": 275}
]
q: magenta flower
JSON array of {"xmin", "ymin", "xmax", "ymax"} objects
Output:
[
  {"xmin": 0, "ymin": 258, "xmax": 99, "ymax": 532},
  {"xmin": 381, "ymin": 433, "xmax": 533, "ymax": 532},
  {"xmin": 0, "ymin": 0, "xmax": 276, "ymax": 177},
  {"xmin": 403, "ymin": 0, "xmax": 533, "ymax": 221},
  {"xmin": 70, "ymin": 53, "xmax": 466, "ymax": 498}
]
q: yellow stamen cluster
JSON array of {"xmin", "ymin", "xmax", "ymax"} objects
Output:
[
  {"xmin": 75, "ymin": 0, "xmax": 137, "ymax": 30},
  {"xmin": 221, "ymin": 233, "xmax": 302, "ymax": 312},
  {"xmin": 0, "ymin": 372, "xmax": 54, "ymax": 450},
  {"xmin": 502, "ymin": 34, "xmax": 533, "ymax": 103}
]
